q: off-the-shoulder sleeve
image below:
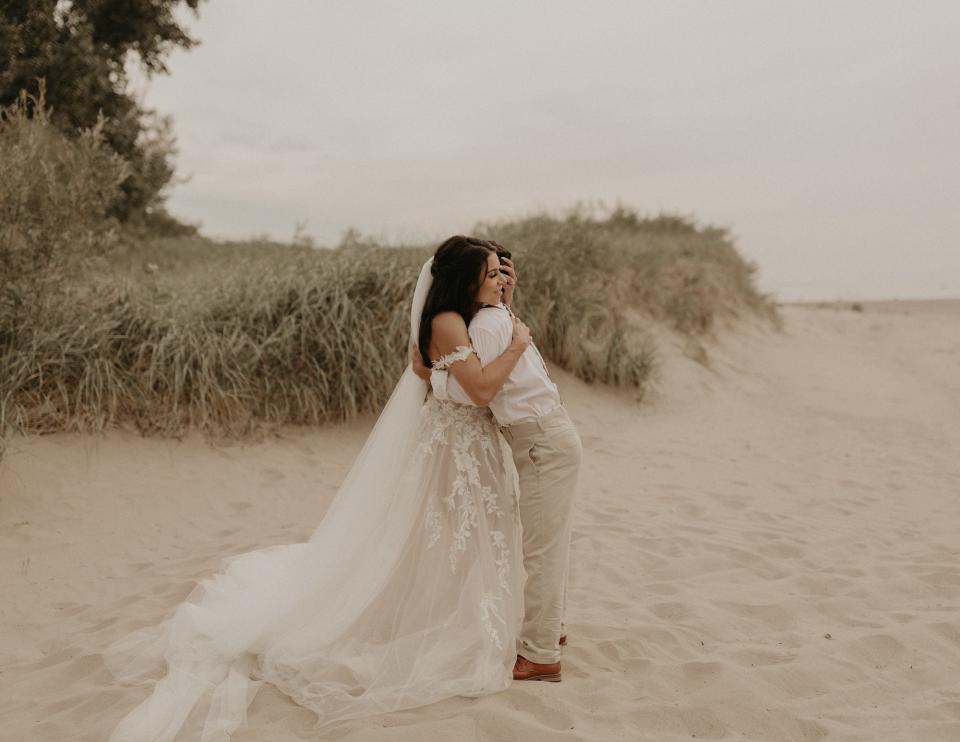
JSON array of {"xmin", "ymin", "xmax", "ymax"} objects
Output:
[{"xmin": 431, "ymin": 344, "xmax": 478, "ymax": 371}]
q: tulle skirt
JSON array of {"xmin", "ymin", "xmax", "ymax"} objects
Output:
[{"xmin": 105, "ymin": 383, "xmax": 524, "ymax": 742}]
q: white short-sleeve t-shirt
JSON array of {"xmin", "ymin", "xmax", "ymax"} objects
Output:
[{"xmin": 436, "ymin": 305, "xmax": 561, "ymax": 426}]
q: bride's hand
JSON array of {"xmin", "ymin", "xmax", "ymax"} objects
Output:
[
  {"xmin": 410, "ymin": 342, "xmax": 432, "ymax": 382},
  {"xmin": 509, "ymin": 317, "xmax": 531, "ymax": 352}
]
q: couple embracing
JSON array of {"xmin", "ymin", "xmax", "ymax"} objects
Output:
[{"xmin": 106, "ymin": 235, "xmax": 582, "ymax": 741}]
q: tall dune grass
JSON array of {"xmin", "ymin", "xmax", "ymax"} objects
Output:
[
  {"xmin": 0, "ymin": 100, "xmax": 776, "ymax": 454},
  {"xmin": 1, "ymin": 213, "xmax": 775, "ymax": 455},
  {"xmin": 2, "ymin": 248, "xmax": 426, "ymax": 440},
  {"xmin": 478, "ymin": 206, "xmax": 777, "ymax": 335}
]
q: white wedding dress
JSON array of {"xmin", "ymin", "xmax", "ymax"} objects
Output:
[{"xmin": 105, "ymin": 260, "xmax": 524, "ymax": 741}]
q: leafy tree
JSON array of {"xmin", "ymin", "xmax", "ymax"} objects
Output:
[{"xmin": 0, "ymin": 0, "xmax": 204, "ymax": 226}]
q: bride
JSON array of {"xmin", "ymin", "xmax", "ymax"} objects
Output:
[{"xmin": 106, "ymin": 236, "xmax": 532, "ymax": 741}]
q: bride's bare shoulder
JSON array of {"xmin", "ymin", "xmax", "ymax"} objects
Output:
[
  {"xmin": 431, "ymin": 312, "xmax": 470, "ymax": 345},
  {"xmin": 431, "ymin": 311, "xmax": 466, "ymax": 331}
]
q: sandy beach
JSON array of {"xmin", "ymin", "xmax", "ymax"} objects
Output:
[{"xmin": 1, "ymin": 300, "xmax": 958, "ymax": 742}]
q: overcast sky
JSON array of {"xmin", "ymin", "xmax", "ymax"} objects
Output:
[{"xmin": 134, "ymin": 0, "xmax": 960, "ymax": 301}]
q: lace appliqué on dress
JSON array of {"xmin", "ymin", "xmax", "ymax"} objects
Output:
[
  {"xmin": 418, "ymin": 399, "xmax": 508, "ymax": 572},
  {"xmin": 432, "ymin": 344, "xmax": 477, "ymax": 371},
  {"xmin": 480, "ymin": 593, "xmax": 507, "ymax": 650}
]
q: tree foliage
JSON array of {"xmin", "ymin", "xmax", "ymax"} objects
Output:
[{"xmin": 0, "ymin": 0, "xmax": 203, "ymax": 225}]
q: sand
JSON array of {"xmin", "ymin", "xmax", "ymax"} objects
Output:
[{"xmin": 1, "ymin": 301, "xmax": 959, "ymax": 742}]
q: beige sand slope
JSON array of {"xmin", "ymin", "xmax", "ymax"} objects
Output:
[{"xmin": 1, "ymin": 301, "xmax": 959, "ymax": 742}]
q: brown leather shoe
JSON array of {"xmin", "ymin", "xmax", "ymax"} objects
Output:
[{"xmin": 513, "ymin": 654, "xmax": 561, "ymax": 682}]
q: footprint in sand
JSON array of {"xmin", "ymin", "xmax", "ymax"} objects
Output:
[
  {"xmin": 504, "ymin": 687, "xmax": 577, "ymax": 731},
  {"xmin": 713, "ymin": 601, "xmax": 797, "ymax": 632},
  {"xmin": 680, "ymin": 660, "xmax": 726, "ymax": 688},
  {"xmin": 755, "ymin": 542, "xmax": 805, "ymax": 559},
  {"xmin": 729, "ymin": 648, "xmax": 797, "ymax": 667},
  {"xmin": 847, "ymin": 633, "xmax": 908, "ymax": 667},
  {"xmin": 679, "ymin": 706, "xmax": 729, "ymax": 739},
  {"xmin": 50, "ymin": 602, "xmax": 89, "ymax": 617},
  {"xmin": 259, "ymin": 467, "xmax": 287, "ymax": 483},
  {"xmin": 927, "ymin": 622, "xmax": 960, "ymax": 647},
  {"xmin": 649, "ymin": 601, "xmax": 693, "ymax": 621},
  {"xmin": 916, "ymin": 700, "xmax": 960, "ymax": 720},
  {"xmin": 711, "ymin": 493, "xmax": 749, "ymax": 510},
  {"xmin": 83, "ymin": 617, "xmax": 117, "ymax": 633},
  {"xmin": 645, "ymin": 581, "xmax": 680, "ymax": 596}
]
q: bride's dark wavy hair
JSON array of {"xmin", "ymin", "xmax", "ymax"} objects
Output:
[{"xmin": 418, "ymin": 235, "xmax": 496, "ymax": 368}]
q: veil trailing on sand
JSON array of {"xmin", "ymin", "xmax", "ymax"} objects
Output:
[{"xmin": 104, "ymin": 257, "xmax": 523, "ymax": 741}]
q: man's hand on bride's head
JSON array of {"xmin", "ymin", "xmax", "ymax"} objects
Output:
[
  {"xmin": 498, "ymin": 256, "xmax": 517, "ymax": 307},
  {"xmin": 411, "ymin": 342, "xmax": 432, "ymax": 382}
]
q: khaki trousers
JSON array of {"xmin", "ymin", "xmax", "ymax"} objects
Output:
[{"xmin": 499, "ymin": 406, "xmax": 582, "ymax": 664}]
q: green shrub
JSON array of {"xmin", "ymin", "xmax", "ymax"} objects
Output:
[{"xmin": 0, "ymin": 88, "xmax": 128, "ymax": 311}]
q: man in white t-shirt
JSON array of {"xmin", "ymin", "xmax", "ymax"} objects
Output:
[{"xmin": 418, "ymin": 262, "xmax": 582, "ymax": 682}]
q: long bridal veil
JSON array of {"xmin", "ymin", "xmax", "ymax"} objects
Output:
[{"xmin": 104, "ymin": 258, "xmax": 523, "ymax": 742}]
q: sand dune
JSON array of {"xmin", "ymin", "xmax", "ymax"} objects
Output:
[{"xmin": 2, "ymin": 301, "xmax": 959, "ymax": 742}]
